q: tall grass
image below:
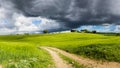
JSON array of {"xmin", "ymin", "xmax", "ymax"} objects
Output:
[
  {"xmin": 0, "ymin": 42, "xmax": 54, "ymax": 68},
  {"xmin": 24, "ymin": 33, "xmax": 120, "ymax": 62},
  {"xmin": 0, "ymin": 32, "xmax": 120, "ymax": 67}
]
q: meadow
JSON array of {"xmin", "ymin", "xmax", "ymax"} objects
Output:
[
  {"xmin": 0, "ymin": 36, "xmax": 54, "ymax": 68},
  {"xmin": 0, "ymin": 33, "xmax": 120, "ymax": 67}
]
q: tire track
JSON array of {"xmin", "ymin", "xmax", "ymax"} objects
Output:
[
  {"xmin": 41, "ymin": 47, "xmax": 72, "ymax": 68},
  {"xmin": 0, "ymin": 65, "xmax": 2, "ymax": 68},
  {"xmin": 48, "ymin": 47, "xmax": 120, "ymax": 68}
]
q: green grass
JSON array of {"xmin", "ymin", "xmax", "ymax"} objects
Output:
[
  {"xmin": 0, "ymin": 33, "xmax": 120, "ymax": 68},
  {"xmin": 26, "ymin": 33, "xmax": 120, "ymax": 62},
  {"xmin": 0, "ymin": 42, "xmax": 54, "ymax": 68},
  {"xmin": 59, "ymin": 53, "xmax": 87, "ymax": 68}
]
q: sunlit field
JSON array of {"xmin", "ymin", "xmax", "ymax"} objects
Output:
[
  {"xmin": 0, "ymin": 41, "xmax": 54, "ymax": 68},
  {"xmin": 0, "ymin": 33, "xmax": 120, "ymax": 67}
]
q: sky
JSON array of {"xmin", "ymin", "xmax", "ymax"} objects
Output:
[
  {"xmin": 77, "ymin": 25, "xmax": 120, "ymax": 32},
  {"xmin": 0, "ymin": 0, "xmax": 120, "ymax": 34}
]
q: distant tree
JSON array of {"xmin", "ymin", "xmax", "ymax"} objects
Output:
[
  {"xmin": 116, "ymin": 33, "xmax": 120, "ymax": 36},
  {"xmin": 92, "ymin": 30, "xmax": 97, "ymax": 33},
  {"xmin": 81, "ymin": 29, "xmax": 90, "ymax": 33},
  {"xmin": 77, "ymin": 30, "xmax": 80, "ymax": 33},
  {"xmin": 71, "ymin": 29, "xmax": 77, "ymax": 32},
  {"xmin": 43, "ymin": 30, "xmax": 49, "ymax": 34},
  {"xmin": 24, "ymin": 33, "xmax": 29, "ymax": 35},
  {"xmin": 16, "ymin": 34, "xmax": 19, "ymax": 35}
]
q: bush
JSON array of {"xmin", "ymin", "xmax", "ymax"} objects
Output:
[
  {"xmin": 43, "ymin": 30, "xmax": 49, "ymax": 34},
  {"xmin": 81, "ymin": 29, "xmax": 90, "ymax": 33},
  {"xmin": 24, "ymin": 33, "xmax": 29, "ymax": 35},
  {"xmin": 71, "ymin": 29, "xmax": 77, "ymax": 32},
  {"xmin": 116, "ymin": 33, "xmax": 120, "ymax": 36},
  {"xmin": 92, "ymin": 30, "xmax": 97, "ymax": 33}
]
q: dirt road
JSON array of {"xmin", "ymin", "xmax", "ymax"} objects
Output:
[
  {"xmin": 0, "ymin": 65, "xmax": 2, "ymax": 68},
  {"xmin": 41, "ymin": 47, "xmax": 72, "ymax": 68},
  {"xmin": 49, "ymin": 47, "xmax": 120, "ymax": 68}
]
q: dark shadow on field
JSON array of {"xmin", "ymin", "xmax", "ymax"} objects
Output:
[
  {"xmin": 0, "ymin": 34, "xmax": 40, "ymax": 42},
  {"xmin": 96, "ymin": 32, "xmax": 120, "ymax": 36},
  {"xmin": 64, "ymin": 44, "xmax": 120, "ymax": 62}
]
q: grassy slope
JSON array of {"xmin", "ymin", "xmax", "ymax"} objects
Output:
[
  {"xmin": 0, "ymin": 38, "xmax": 54, "ymax": 68},
  {"xmin": 25, "ymin": 33, "xmax": 120, "ymax": 62},
  {"xmin": 0, "ymin": 33, "xmax": 120, "ymax": 67}
]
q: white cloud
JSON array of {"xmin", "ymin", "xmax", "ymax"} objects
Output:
[
  {"xmin": 114, "ymin": 25, "xmax": 120, "ymax": 32},
  {"xmin": 0, "ymin": 0, "xmax": 62, "ymax": 34},
  {"xmin": 14, "ymin": 14, "xmax": 38, "ymax": 32},
  {"xmin": 13, "ymin": 13, "xmax": 61, "ymax": 34},
  {"xmin": 0, "ymin": 12, "xmax": 61, "ymax": 34}
]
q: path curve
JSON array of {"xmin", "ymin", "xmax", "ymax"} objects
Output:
[
  {"xmin": 41, "ymin": 47, "xmax": 72, "ymax": 68},
  {"xmin": 48, "ymin": 47, "xmax": 120, "ymax": 68}
]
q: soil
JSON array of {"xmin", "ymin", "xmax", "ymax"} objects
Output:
[
  {"xmin": 41, "ymin": 47, "xmax": 72, "ymax": 68},
  {"xmin": 47, "ymin": 47, "xmax": 120, "ymax": 68}
]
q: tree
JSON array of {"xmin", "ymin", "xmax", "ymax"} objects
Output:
[
  {"xmin": 92, "ymin": 30, "xmax": 97, "ymax": 33},
  {"xmin": 71, "ymin": 29, "xmax": 77, "ymax": 32},
  {"xmin": 43, "ymin": 30, "xmax": 49, "ymax": 34},
  {"xmin": 116, "ymin": 33, "xmax": 120, "ymax": 36},
  {"xmin": 81, "ymin": 29, "xmax": 90, "ymax": 33},
  {"xmin": 24, "ymin": 33, "xmax": 29, "ymax": 35}
]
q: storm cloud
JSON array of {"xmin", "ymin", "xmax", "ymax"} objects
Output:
[
  {"xmin": 12, "ymin": 0, "xmax": 120, "ymax": 25},
  {"xmin": 1, "ymin": 0, "xmax": 120, "ymax": 34}
]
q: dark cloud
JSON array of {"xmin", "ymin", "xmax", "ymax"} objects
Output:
[{"xmin": 1, "ymin": 0, "xmax": 120, "ymax": 32}]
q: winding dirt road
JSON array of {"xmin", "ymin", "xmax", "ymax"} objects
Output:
[
  {"xmin": 42, "ymin": 47, "xmax": 120, "ymax": 68},
  {"xmin": 41, "ymin": 47, "xmax": 72, "ymax": 68}
]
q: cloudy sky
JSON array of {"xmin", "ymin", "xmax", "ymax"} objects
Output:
[{"xmin": 0, "ymin": 0, "xmax": 120, "ymax": 34}]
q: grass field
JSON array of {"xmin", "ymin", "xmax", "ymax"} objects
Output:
[
  {"xmin": 0, "ymin": 40, "xmax": 54, "ymax": 68},
  {"xmin": 0, "ymin": 33, "xmax": 120, "ymax": 67}
]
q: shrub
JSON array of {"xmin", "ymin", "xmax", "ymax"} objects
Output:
[
  {"xmin": 92, "ymin": 30, "xmax": 97, "ymax": 33},
  {"xmin": 24, "ymin": 33, "xmax": 29, "ymax": 35},
  {"xmin": 71, "ymin": 29, "xmax": 77, "ymax": 32},
  {"xmin": 81, "ymin": 29, "xmax": 91, "ymax": 33},
  {"xmin": 43, "ymin": 30, "xmax": 49, "ymax": 34},
  {"xmin": 116, "ymin": 33, "xmax": 120, "ymax": 36}
]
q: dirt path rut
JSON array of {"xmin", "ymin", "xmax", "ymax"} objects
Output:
[
  {"xmin": 0, "ymin": 65, "xmax": 2, "ymax": 68},
  {"xmin": 48, "ymin": 47, "xmax": 120, "ymax": 68},
  {"xmin": 41, "ymin": 47, "xmax": 72, "ymax": 68}
]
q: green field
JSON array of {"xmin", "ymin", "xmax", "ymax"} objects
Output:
[
  {"xmin": 0, "ymin": 37, "xmax": 54, "ymax": 68},
  {"xmin": 0, "ymin": 33, "xmax": 120, "ymax": 67}
]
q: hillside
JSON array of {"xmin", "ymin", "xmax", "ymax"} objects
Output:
[{"xmin": 0, "ymin": 33, "xmax": 120, "ymax": 68}]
